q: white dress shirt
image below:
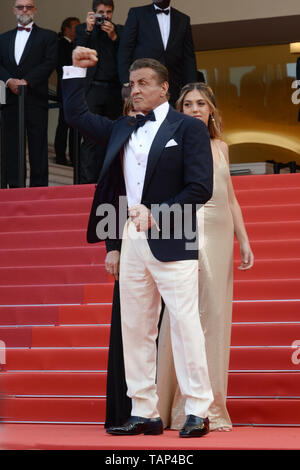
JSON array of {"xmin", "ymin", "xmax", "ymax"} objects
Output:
[
  {"xmin": 154, "ymin": 4, "xmax": 171, "ymax": 50},
  {"xmin": 14, "ymin": 22, "xmax": 34, "ymax": 65},
  {"xmin": 123, "ymin": 101, "xmax": 169, "ymax": 208}
]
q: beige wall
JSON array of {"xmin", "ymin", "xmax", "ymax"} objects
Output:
[{"xmin": 1, "ymin": 0, "xmax": 300, "ymax": 33}]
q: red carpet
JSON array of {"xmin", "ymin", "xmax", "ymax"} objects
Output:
[{"xmin": 0, "ymin": 173, "xmax": 300, "ymax": 449}]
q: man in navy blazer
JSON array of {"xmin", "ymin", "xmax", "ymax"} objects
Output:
[
  {"xmin": 0, "ymin": 0, "xmax": 57, "ymax": 187},
  {"xmin": 118, "ymin": 0, "xmax": 198, "ymax": 106},
  {"xmin": 63, "ymin": 47, "xmax": 214, "ymax": 438}
]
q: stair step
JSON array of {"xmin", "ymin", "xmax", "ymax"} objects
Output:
[
  {"xmin": 232, "ymin": 300, "xmax": 300, "ymax": 322},
  {"xmin": 0, "ymin": 184, "xmax": 94, "ymax": 202},
  {"xmin": 0, "ymin": 304, "xmax": 111, "ymax": 326},
  {"xmin": 0, "ymin": 265, "xmax": 108, "ymax": 285},
  {"xmin": 1, "ymin": 371, "xmax": 299, "ymax": 397},
  {"xmin": 1, "ymin": 396, "xmax": 299, "ymax": 425},
  {"xmin": 232, "ymin": 173, "xmax": 300, "ymax": 191},
  {"xmin": 0, "ymin": 197, "xmax": 92, "ymax": 217}
]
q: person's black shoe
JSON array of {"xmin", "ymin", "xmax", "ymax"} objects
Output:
[
  {"xmin": 179, "ymin": 415, "xmax": 209, "ymax": 438},
  {"xmin": 106, "ymin": 416, "xmax": 163, "ymax": 436}
]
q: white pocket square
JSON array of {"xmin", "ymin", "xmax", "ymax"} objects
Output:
[{"xmin": 165, "ymin": 139, "xmax": 178, "ymax": 148}]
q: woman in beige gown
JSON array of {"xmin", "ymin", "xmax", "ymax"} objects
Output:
[{"xmin": 157, "ymin": 83, "xmax": 254, "ymax": 431}]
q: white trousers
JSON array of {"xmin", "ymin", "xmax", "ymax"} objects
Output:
[{"xmin": 119, "ymin": 220, "xmax": 213, "ymax": 419}]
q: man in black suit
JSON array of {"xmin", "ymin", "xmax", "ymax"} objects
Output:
[
  {"xmin": 54, "ymin": 17, "xmax": 80, "ymax": 166},
  {"xmin": 74, "ymin": 0, "xmax": 123, "ymax": 183},
  {"xmin": 62, "ymin": 47, "xmax": 213, "ymax": 438},
  {"xmin": 118, "ymin": 0, "xmax": 198, "ymax": 106},
  {"xmin": 0, "ymin": 0, "xmax": 57, "ymax": 188}
]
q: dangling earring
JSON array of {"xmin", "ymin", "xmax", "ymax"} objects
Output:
[{"xmin": 210, "ymin": 113, "xmax": 215, "ymax": 123}]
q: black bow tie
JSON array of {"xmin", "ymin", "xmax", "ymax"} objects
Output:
[
  {"xmin": 18, "ymin": 26, "xmax": 31, "ymax": 32},
  {"xmin": 155, "ymin": 8, "xmax": 170, "ymax": 15},
  {"xmin": 128, "ymin": 110, "xmax": 156, "ymax": 128}
]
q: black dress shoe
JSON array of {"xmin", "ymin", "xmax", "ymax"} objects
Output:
[
  {"xmin": 179, "ymin": 415, "xmax": 209, "ymax": 438},
  {"xmin": 106, "ymin": 416, "xmax": 163, "ymax": 436}
]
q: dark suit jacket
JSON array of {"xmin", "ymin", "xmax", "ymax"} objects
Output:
[
  {"xmin": 62, "ymin": 77, "xmax": 213, "ymax": 262},
  {"xmin": 118, "ymin": 4, "xmax": 197, "ymax": 101},
  {"xmin": 56, "ymin": 36, "xmax": 74, "ymax": 101},
  {"xmin": 0, "ymin": 24, "xmax": 57, "ymax": 108},
  {"xmin": 74, "ymin": 22, "xmax": 123, "ymax": 92}
]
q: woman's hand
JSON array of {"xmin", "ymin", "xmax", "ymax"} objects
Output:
[
  {"xmin": 238, "ymin": 240, "xmax": 254, "ymax": 270},
  {"xmin": 105, "ymin": 250, "xmax": 120, "ymax": 280}
]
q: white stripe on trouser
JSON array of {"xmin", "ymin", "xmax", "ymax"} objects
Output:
[{"xmin": 119, "ymin": 220, "xmax": 213, "ymax": 419}]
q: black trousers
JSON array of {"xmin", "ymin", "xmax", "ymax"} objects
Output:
[
  {"xmin": 3, "ymin": 103, "xmax": 48, "ymax": 187},
  {"xmin": 54, "ymin": 106, "xmax": 75, "ymax": 164},
  {"xmin": 79, "ymin": 84, "xmax": 123, "ymax": 184}
]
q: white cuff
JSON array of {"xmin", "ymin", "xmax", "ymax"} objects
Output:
[{"xmin": 63, "ymin": 66, "xmax": 87, "ymax": 79}]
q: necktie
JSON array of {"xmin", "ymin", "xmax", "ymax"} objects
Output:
[
  {"xmin": 155, "ymin": 9, "xmax": 170, "ymax": 15},
  {"xmin": 18, "ymin": 26, "xmax": 31, "ymax": 32},
  {"xmin": 128, "ymin": 110, "xmax": 156, "ymax": 128}
]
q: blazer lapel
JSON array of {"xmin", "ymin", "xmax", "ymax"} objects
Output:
[
  {"xmin": 18, "ymin": 24, "xmax": 37, "ymax": 66},
  {"xmin": 142, "ymin": 108, "xmax": 183, "ymax": 199},
  {"xmin": 8, "ymin": 29, "xmax": 18, "ymax": 66},
  {"xmin": 148, "ymin": 4, "xmax": 165, "ymax": 52},
  {"xmin": 166, "ymin": 8, "xmax": 181, "ymax": 52}
]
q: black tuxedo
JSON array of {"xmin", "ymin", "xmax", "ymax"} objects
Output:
[
  {"xmin": 62, "ymin": 77, "xmax": 213, "ymax": 262},
  {"xmin": 118, "ymin": 4, "xmax": 198, "ymax": 105},
  {"xmin": 55, "ymin": 37, "xmax": 75, "ymax": 164},
  {"xmin": 0, "ymin": 24, "xmax": 57, "ymax": 187}
]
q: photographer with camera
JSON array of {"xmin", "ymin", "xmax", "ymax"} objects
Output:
[{"xmin": 74, "ymin": 0, "xmax": 122, "ymax": 183}]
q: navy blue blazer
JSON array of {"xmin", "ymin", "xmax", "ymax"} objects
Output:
[{"xmin": 62, "ymin": 77, "xmax": 213, "ymax": 262}]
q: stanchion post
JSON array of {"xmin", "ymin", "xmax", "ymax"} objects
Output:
[
  {"xmin": 18, "ymin": 84, "xmax": 26, "ymax": 188},
  {"xmin": 0, "ymin": 80, "xmax": 6, "ymax": 189}
]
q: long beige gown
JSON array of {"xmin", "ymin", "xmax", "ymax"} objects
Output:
[{"xmin": 157, "ymin": 140, "xmax": 234, "ymax": 430}]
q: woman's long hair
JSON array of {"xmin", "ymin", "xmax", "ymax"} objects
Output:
[{"xmin": 176, "ymin": 82, "xmax": 223, "ymax": 139}]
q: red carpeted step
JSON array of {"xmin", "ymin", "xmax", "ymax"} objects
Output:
[
  {"xmin": 0, "ymin": 246, "xmax": 106, "ymax": 267},
  {"xmin": 229, "ymin": 347, "xmax": 299, "ymax": 371},
  {"xmin": 31, "ymin": 325, "xmax": 110, "ymax": 347},
  {"xmin": 0, "ymin": 229, "xmax": 87, "ymax": 249},
  {"xmin": 0, "ymin": 325, "xmax": 110, "ymax": 348},
  {"xmin": 232, "ymin": 300, "xmax": 300, "ymax": 322},
  {"xmin": 234, "ymin": 187, "xmax": 300, "ymax": 206},
  {"xmin": 0, "ymin": 305, "xmax": 60, "ymax": 325},
  {"xmin": 1, "ymin": 397, "xmax": 106, "ymax": 423},
  {"xmin": 0, "ymin": 214, "xmax": 89, "ymax": 232},
  {"xmin": 58, "ymin": 304, "xmax": 111, "ymax": 325},
  {"xmin": 232, "ymin": 173, "xmax": 300, "ymax": 191},
  {"xmin": 0, "ymin": 371, "xmax": 107, "ymax": 396},
  {"xmin": 0, "ymin": 197, "xmax": 92, "ymax": 217},
  {"xmin": 234, "ymin": 239, "xmax": 300, "ymax": 259},
  {"xmin": 234, "ymin": 279, "xmax": 300, "ymax": 300},
  {"xmin": 84, "ymin": 283, "xmax": 114, "ymax": 303},
  {"xmin": 3, "ymin": 348, "xmax": 108, "ymax": 371},
  {"xmin": 0, "ymin": 265, "xmax": 107, "ymax": 285},
  {"xmin": 228, "ymin": 372, "xmax": 300, "ymax": 397},
  {"xmin": 231, "ymin": 323, "xmax": 300, "ymax": 346},
  {"xmin": 234, "ymin": 258, "xmax": 300, "ymax": 280},
  {"xmin": 228, "ymin": 398, "xmax": 300, "ymax": 425},
  {"xmin": 0, "ymin": 184, "xmax": 94, "ymax": 202},
  {"xmin": 0, "ymin": 284, "xmax": 85, "ymax": 305},
  {"xmin": 245, "ymin": 220, "xmax": 300, "ymax": 240},
  {"xmin": 241, "ymin": 204, "xmax": 300, "ymax": 222}
]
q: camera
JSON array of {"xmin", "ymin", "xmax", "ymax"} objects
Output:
[{"xmin": 95, "ymin": 13, "xmax": 109, "ymax": 26}]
